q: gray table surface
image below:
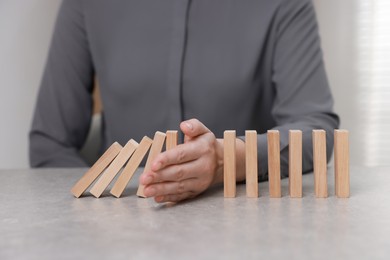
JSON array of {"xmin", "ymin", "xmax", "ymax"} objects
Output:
[{"xmin": 0, "ymin": 166, "xmax": 389, "ymax": 260}]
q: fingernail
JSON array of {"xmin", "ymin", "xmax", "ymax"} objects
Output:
[
  {"xmin": 155, "ymin": 196, "xmax": 164, "ymax": 202},
  {"xmin": 185, "ymin": 121, "xmax": 193, "ymax": 130},
  {"xmin": 146, "ymin": 187, "xmax": 156, "ymax": 197}
]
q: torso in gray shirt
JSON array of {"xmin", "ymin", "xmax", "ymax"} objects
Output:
[{"xmin": 30, "ymin": 0, "xmax": 339, "ymax": 178}]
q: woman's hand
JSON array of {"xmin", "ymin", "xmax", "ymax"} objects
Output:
[{"xmin": 139, "ymin": 118, "xmax": 245, "ymax": 203}]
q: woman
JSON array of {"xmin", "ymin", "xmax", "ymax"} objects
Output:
[{"xmin": 30, "ymin": 0, "xmax": 339, "ymax": 202}]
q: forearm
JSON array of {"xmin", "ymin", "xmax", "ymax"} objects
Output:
[
  {"xmin": 30, "ymin": 131, "xmax": 88, "ymax": 168},
  {"xmin": 29, "ymin": 0, "xmax": 94, "ymax": 168}
]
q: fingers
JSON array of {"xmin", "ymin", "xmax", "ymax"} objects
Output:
[
  {"xmin": 151, "ymin": 141, "xmax": 205, "ymax": 171},
  {"xmin": 154, "ymin": 192, "xmax": 195, "ymax": 203},
  {"xmin": 144, "ymin": 178, "xmax": 197, "ymax": 198},
  {"xmin": 140, "ymin": 158, "xmax": 207, "ymax": 184},
  {"xmin": 180, "ymin": 118, "xmax": 210, "ymax": 139}
]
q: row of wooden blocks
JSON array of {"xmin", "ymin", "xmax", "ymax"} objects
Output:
[
  {"xmin": 71, "ymin": 129, "xmax": 349, "ymax": 199},
  {"xmin": 225, "ymin": 129, "xmax": 349, "ymax": 199},
  {"xmin": 71, "ymin": 131, "xmax": 175, "ymax": 198}
]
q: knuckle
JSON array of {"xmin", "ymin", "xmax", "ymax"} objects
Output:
[
  {"xmin": 156, "ymin": 154, "xmax": 167, "ymax": 167},
  {"xmin": 177, "ymin": 149, "xmax": 186, "ymax": 162},
  {"xmin": 175, "ymin": 167, "xmax": 184, "ymax": 180},
  {"xmin": 177, "ymin": 181, "xmax": 185, "ymax": 193}
]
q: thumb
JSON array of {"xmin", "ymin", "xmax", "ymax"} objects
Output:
[{"xmin": 180, "ymin": 118, "xmax": 211, "ymax": 139}]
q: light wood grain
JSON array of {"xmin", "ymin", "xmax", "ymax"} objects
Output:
[
  {"xmin": 136, "ymin": 131, "xmax": 166, "ymax": 197},
  {"xmin": 110, "ymin": 137, "xmax": 152, "ymax": 198},
  {"xmin": 334, "ymin": 130, "xmax": 350, "ymax": 198},
  {"xmin": 224, "ymin": 130, "xmax": 236, "ymax": 198},
  {"xmin": 89, "ymin": 139, "xmax": 138, "ymax": 198},
  {"xmin": 70, "ymin": 142, "xmax": 122, "ymax": 198},
  {"xmin": 289, "ymin": 130, "xmax": 302, "ymax": 198},
  {"xmin": 267, "ymin": 130, "xmax": 281, "ymax": 198},
  {"xmin": 245, "ymin": 130, "xmax": 258, "ymax": 198},
  {"xmin": 313, "ymin": 130, "xmax": 328, "ymax": 198},
  {"xmin": 166, "ymin": 130, "xmax": 178, "ymax": 150}
]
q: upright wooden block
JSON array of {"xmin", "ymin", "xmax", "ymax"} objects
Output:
[
  {"xmin": 334, "ymin": 130, "xmax": 350, "ymax": 198},
  {"xmin": 245, "ymin": 130, "xmax": 258, "ymax": 198},
  {"xmin": 166, "ymin": 130, "xmax": 178, "ymax": 150},
  {"xmin": 89, "ymin": 139, "xmax": 139, "ymax": 198},
  {"xmin": 313, "ymin": 130, "xmax": 328, "ymax": 198},
  {"xmin": 136, "ymin": 131, "xmax": 166, "ymax": 197},
  {"xmin": 110, "ymin": 136, "xmax": 152, "ymax": 198},
  {"xmin": 267, "ymin": 130, "xmax": 281, "ymax": 198},
  {"xmin": 70, "ymin": 142, "xmax": 122, "ymax": 198},
  {"xmin": 289, "ymin": 130, "xmax": 302, "ymax": 198},
  {"xmin": 224, "ymin": 130, "xmax": 236, "ymax": 198}
]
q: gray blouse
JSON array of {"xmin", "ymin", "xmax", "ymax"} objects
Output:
[{"xmin": 30, "ymin": 0, "xmax": 339, "ymax": 179}]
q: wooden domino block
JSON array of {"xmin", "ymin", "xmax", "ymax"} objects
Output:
[
  {"xmin": 267, "ymin": 130, "xmax": 281, "ymax": 198},
  {"xmin": 289, "ymin": 130, "xmax": 302, "ymax": 198},
  {"xmin": 70, "ymin": 142, "xmax": 122, "ymax": 198},
  {"xmin": 136, "ymin": 131, "xmax": 166, "ymax": 197},
  {"xmin": 224, "ymin": 130, "xmax": 236, "ymax": 198},
  {"xmin": 89, "ymin": 139, "xmax": 139, "ymax": 198},
  {"xmin": 245, "ymin": 130, "xmax": 258, "ymax": 198},
  {"xmin": 166, "ymin": 130, "xmax": 178, "ymax": 150},
  {"xmin": 312, "ymin": 130, "xmax": 328, "ymax": 198},
  {"xmin": 334, "ymin": 130, "xmax": 350, "ymax": 198},
  {"xmin": 110, "ymin": 136, "xmax": 153, "ymax": 198}
]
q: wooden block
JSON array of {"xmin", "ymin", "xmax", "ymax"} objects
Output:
[
  {"xmin": 313, "ymin": 130, "xmax": 328, "ymax": 198},
  {"xmin": 245, "ymin": 130, "xmax": 258, "ymax": 198},
  {"xmin": 224, "ymin": 130, "xmax": 236, "ymax": 198},
  {"xmin": 267, "ymin": 130, "xmax": 281, "ymax": 198},
  {"xmin": 110, "ymin": 136, "xmax": 152, "ymax": 198},
  {"xmin": 70, "ymin": 142, "xmax": 122, "ymax": 198},
  {"xmin": 136, "ymin": 131, "xmax": 166, "ymax": 197},
  {"xmin": 166, "ymin": 130, "xmax": 178, "ymax": 150},
  {"xmin": 89, "ymin": 139, "xmax": 139, "ymax": 198},
  {"xmin": 289, "ymin": 130, "xmax": 302, "ymax": 198},
  {"xmin": 334, "ymin": 130, "xmax": 350, "ymax": 198}
]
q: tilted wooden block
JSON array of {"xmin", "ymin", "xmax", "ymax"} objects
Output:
[
  {"xmin": 268, "ymin": 130, "xmax": 281, "ymax": 198},
  {"xmin": 89, "ymin": 139, "xmax": 139, "ymax": 198},
  {"xmin": 136, "ymin": 131, "xmax": 166, "ymax": 197},
  {"xmin": 245, "ymin": 130, "xmax": 258, "ymax": 198},
  {"xmin": 334, "ymin": 130, "xmax": 350, "ymax": 198},
  {"xmin": 110, "ymin": 136, "xmax": 152, "ymax": 198},
  {"xmin": 313, "ymin": 130, "xmax": 328, "ymax": 198},
  {"xmin": 70, "ymin": 142, "xmax": 122, "ymax": 198},
  {"xmin": 289, "ymin": 130, "xmax": 302, "ymax": 198},
  {"xmin": 224, "ymin": 130, "xmax": 236, "ymax": 198},
  {"xmin": 166, "ymin": 130, "xmax": 178, "ymax": 150}
]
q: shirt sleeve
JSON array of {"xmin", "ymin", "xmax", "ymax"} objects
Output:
[
  {"xmin": 29, "ymin": 0, "xmax": 94, "ymax": 167},
  {"xmin": 250, "ymin": 0, "xmax": 340, "ymax": 180}
]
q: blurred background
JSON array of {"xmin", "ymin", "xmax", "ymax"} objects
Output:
[{"xmin": 0, "ymin": 0, "xmax": 389, "ymax": 169}]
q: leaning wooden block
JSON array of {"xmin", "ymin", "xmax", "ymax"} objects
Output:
[
  {"xmin": 289, "ymin": 130, "xmax": 302, "ymax": 198},
  {"xmin": 89, "ymin": 139, "xmax": 139, "ymax": 198},
  {"xmin": 71, "ymin": 142, "xmax": 122, "ymax": 198},
  {"xmin": 166, "ymin": 130, "xmax": 178, "ymax": 150},
  {"xmin": 267, "ymin": 130, "xmax": 281, "ymax": 198},
  {"xmin": 313, "ymin": 130, "xmax": 328, "ymax": 198},
  {"xmin": 136, "ymin": 131, "xmax": 167, "ymax": 197},
  {"xmin": 110, "ymin": 136, "xmax": 152, "ymax": 198},
  {"xmin": 245, "ymin": 130, "xmax": 258, "ymax": 198},
  {"xmin": 224, "ymin": 130, "xmax": 236, "ymax": 198},
  {"xmin": 334, "ymin": 130, "xmax": 350, "ymax": 198}
]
